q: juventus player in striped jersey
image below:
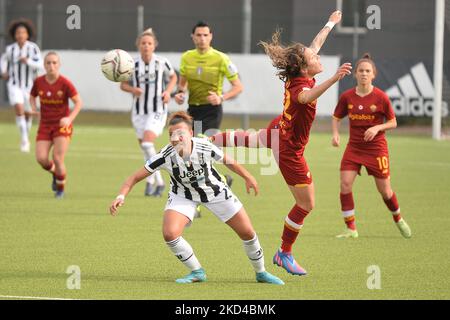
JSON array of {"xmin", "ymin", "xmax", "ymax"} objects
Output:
[
  {"xmin": 120, "ymin": 28, "xmax": 177, "ymax": 197},
  {"xmin": 0, "ymin": 19, "xmax": 43, "ymax": 152},
  {"xmin": 109, "ymin": 111, "xmax": 284, "ymax": 285}
]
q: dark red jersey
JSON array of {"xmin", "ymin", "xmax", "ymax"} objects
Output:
[
  {"xmin": 278, "ymin": 77, "xmax": 317, "ymax": 154},
  {"xmin": 30, "ymin": 75, "xmax": 78, "ymax": 125},
  {"xmin": 333, "ymin": 87, "xmax": 395, "ymax": 150}
]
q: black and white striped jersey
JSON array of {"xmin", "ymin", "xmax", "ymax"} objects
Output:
[
  {"xmin": 131, "ymin": 54, "xmax": 175, "ymax": 116},
  {"xmin": 0, "ymin": 41, "xmax": 43, "ymax": 90},
  {"xmin": 144, "ymin": 137, "xmax": 227, "ymax": 203}
]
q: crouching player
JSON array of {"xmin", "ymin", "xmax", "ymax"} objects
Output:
[
  {"xmin": 109, "ymin": 111, "xmax": 284, "ymax": 285},
  {"xmin": 30, "ymin": 52, "xmax": 82, "ymax": 198}
]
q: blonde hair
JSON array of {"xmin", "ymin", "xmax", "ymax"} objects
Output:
[
  {"xmin": 258, "ymin": 29, "xmax": 307, "ymax": 82},
  {"xmin": 136, "ymin": 28, "xmax": 158, "ymax": 48}
]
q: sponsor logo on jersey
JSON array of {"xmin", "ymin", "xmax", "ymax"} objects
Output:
[
  {"xmin": 179, "ymin": 168, "xmax": 205, "ymax": 179},
  {"xmin": 349, "ymin": 114, "xmax": 376, "ymax": 121},
  {"xmin": 385, "ymin": 62, "xmax": 448, "ymax": 117}
]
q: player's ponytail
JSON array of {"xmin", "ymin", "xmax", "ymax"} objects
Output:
[
  {"xmin": 355, "ymin": 52, "xmax": 377, "ymax": 77},
  {"xmin": 168, "ymin": 111, "xmax": 193, "ymax": 127}
]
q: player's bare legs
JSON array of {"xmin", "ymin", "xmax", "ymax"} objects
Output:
[
  {"xmin": 140, "ymin": 130, "xmax": 165, "ymax": 197},
  {"xmin": 374, "ymin": 177, "xmax": 411, "ymax": 238},
  {"xmin": 336, "ymin": 170, "xmax": 359, "ymax": 238},
  {"xmin": 162, "ymin": 209, "xmax": 205, "ymax": 283},
  {"xmin": 273, "ymin": 184, "xmax": 313, "ymax": 276},
  {"xmin": 225, "ymin": 208, "xmax": 284, "ymax": 285},
  {"xmin": 52, "ymin": 136, "xmax": 70, "ymax": 198},
  {"xmin": 14, "ymin": 103, "xmax": 30, "ymax": 152}
]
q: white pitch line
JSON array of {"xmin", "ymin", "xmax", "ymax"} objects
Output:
[{"xmin": 0, "ymin": 294, "xmax": 80, "ymax": 300}]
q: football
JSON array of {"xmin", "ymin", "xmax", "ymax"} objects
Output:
[{"xmin": 100, "ymin": 49, "xmax": 135, "ymax": 82}]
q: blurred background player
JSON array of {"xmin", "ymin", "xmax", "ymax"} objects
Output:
[
  {"xmin": 120, "ymin": 28, "xmax": 177, "ymax": 197},
  {"xmin": 0, "ymin": 18, "xmax": 43, "ymax": 152},
  {"xmin": 210, "ymin": 11, "xmax": 351, "ymax": 276},
  {"xmin": 109, "ymin": 111, "xmax": 284, "ymax": 285},
  {"xmin": 331, "ymin": 53, "xmax": 412, "ymax": 239},
  {"xmin": 30, "ymin": 52, "xmax": 82, "ymax": 198}
]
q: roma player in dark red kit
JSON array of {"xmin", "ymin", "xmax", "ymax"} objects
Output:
[
  {"xmin": 211, "ymin": 11, "xmax": 352, "ymax": 275},
  {"xmin": 30, "ymin": 52, "xmax": 82, "ymax": 198},
  {"xmin": 332, "ymin": 54, "xmax": 411, "ymax": 239}
]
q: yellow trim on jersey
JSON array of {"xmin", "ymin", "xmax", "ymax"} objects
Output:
[
  {"xmin": 332, "ymin": 115, "xmax": 342, "ymax": 120},
  {"xmin": 294, "ymin": 183, "xmax": 309, "ymax": 188}
]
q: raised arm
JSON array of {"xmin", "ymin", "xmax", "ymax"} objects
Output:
[
  {"xmin": 298, "ymin": 63, "xmax": 352, "ymax": 104},
  {"xmin": 309, "ymin": 10, "xmax": 342, "ymax": 54}
]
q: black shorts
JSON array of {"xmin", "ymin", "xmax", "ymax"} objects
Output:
[{"xmin": 188, "ymin": 104, "xmax": 223, "ymax": 136}]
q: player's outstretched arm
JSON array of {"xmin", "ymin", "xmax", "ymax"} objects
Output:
[
  {"xmin": 309, "ymin": 10, "xmax": 342, "ymax": 54},
  {"xmin": 222, "ymin": 154, "xmax": 259, "ymax": 196},
  {"xmin": 298, "ymin": 63, "xmax": 352, "ymax": 104},
  {"xmin": 109, "ymin": 167, "xmax": 151, "ymax": 216}
]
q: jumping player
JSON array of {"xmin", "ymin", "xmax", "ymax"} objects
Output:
[
  {"xmin": 109, "ymin": 111, "xmax": 284, "ymax": 285},
  {"xmin": 331, "ymin": 53, "xmax": 412, "ymax": 239},
  {"xmin": 120, "ymin": 28, "xmax": 177, "ymax": 197},
  {"xmin": 0, "ymin": 18, "xmax": 43, "ymax": 152},
  {"xmin": 30, "ymin": 52, "xmax": 82, "ymax": 198},
  {"xmin": 210, "ymin": 11, "xmax": 351, "ymax": 276}
]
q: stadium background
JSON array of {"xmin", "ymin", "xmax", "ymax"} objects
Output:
[{"xmin": 1, "ymin": 0, "xmax": 449, "ymax": 130}]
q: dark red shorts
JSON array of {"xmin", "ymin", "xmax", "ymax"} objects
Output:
[
  {"xmin": 341, "ymin": 145, "xmax": 390, "ymax": 179},
  {"xmin": 261, "ymin": 115, "xmax": 312, "ymax": 186},
  {"xmin": 36, "ymin": 123, "xmax": 73, "ymax": 141}
]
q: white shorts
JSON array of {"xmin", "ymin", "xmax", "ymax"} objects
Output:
[
  {"xmin": 132, "ymin": 111, "xmax": 167, "ymax": 139},
  {"xmin": 164, "ymin": 187, "xmax": 243, "ymax": 224},
  {"xmin": 7, "ymin": 84, "xmax": 31, "ymax": 110}
]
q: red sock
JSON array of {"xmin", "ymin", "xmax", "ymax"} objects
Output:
[
  {"xmin": 384, "ymin": 192, "xmax": 402, "ymax": 222},
  {"xmin": 281, "ymin": 205, "xmax": 310, "ymax": 253},
  {"xmin": 340, "ymin": 192, "xmax": 356, "ymax": 230},
  {"xmin": 55, "ymin": 174, "xmax": 66, "ymax": 192}
]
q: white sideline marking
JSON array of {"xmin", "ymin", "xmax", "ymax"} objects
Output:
[{"xmin": 0, "ymin": 294, "xmax": 80, "ymax": 300}]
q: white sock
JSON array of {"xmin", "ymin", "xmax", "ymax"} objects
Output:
[
  {"xmin": 141, "ymin": 142, "xmax": 156, "ymax": 185},
  {"xmin": 26, "ymin": 116, "xmax": 32, "ymax": 133},
  {"xmin": 16, "ymin": 115, "xmax": 28, "ymax": 144},
  {"xmin": 243, "ymin": 234, "xmax": 265, "ymax": 273},
  {"xmin": 166, "ymin": 237, "xmax": 202, "ymax": 271}
]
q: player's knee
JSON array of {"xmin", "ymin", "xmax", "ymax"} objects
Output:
[
  {"xmin": 36, "ymin": 156, "xmax": 48, "ymax": 167},
  {"xmin": 340, "ymin": 180, "xmax": 353, "ymax": 193},
  {"xmin": 379, "ymin": 188, "xmax": 393, "ymax": 200},
  {"xmin": 162, "ymin": 227, "xmax": 182, "ymax": 242},
  {"xmin": 53, "ymin": 157, "xmax": 64, "ymax": 167}
]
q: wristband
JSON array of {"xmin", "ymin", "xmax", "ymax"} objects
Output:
[
  {"xmin": 116, "ymin": 194, "xmax": 125, "ymax": 201},
  {"xmin": 325, "ymin": 21, "xmax": 336, "ymax": 30}
]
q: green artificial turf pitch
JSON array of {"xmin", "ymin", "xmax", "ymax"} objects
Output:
[{"xmin": 1, "ymin": 121, "xmax": 449, "ymax": 300}]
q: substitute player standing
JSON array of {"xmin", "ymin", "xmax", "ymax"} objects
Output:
[
  {"xmin": 332, "ymin": 53, "xmax": 411, "ymax": 239},
  {"xmin": 120, "ymin": 28, "xmax": 177, "ymax": 197},
  {"xmin": 30, "ymin": 52, "xmax": 82, "ymax": 198},
  {"xmin": 109, "ymin": 111, "xmax": 284, "ymax": 285},
  {"xmin": 0, "ymin": 19, "xmax": 43, "ymax": 152},
  {"xmin": 210, "ymin": 11, "xmax": 351, "ymax": 276}
]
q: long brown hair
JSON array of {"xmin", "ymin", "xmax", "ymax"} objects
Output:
[{"xmin": 258, "ymin": 29, "xmax": 307, "ymax": 82}]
